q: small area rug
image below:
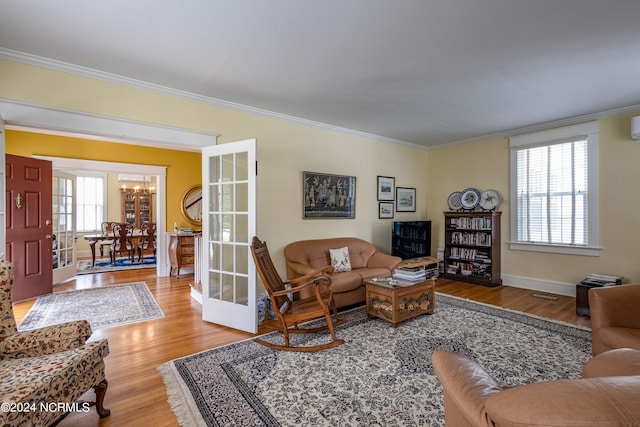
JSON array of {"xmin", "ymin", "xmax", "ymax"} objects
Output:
[
  {"xmin": 158, "ymin": 293, "xmax": 592, "ymax": 427},
  {"xmin": 76, "ymin": 256, "xmax": 157, "ymax": 275},
  {"xmin": 19, "ymin": 282, "xmax": 165, "ymax": 331}
]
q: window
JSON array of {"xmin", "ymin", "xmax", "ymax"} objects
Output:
[
  {"xmin": 76, "ymin": 175, "xmax": 106, "ymax": 232},
  {"xmin": 509, "ymin": 121, "xmax": 600, "ymax": 256}
]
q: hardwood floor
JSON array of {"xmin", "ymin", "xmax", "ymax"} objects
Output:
[{"xmin": 11, "ymin": 269, "xmax": 591, "ymax": 426}]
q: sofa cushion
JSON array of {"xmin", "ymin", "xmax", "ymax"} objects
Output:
[
  {"xmin": 330, "ymin": 247, "xmax": 352, "ymax": 272},
  {"xmin": 329, "ymin": 271, "xmax": 365, "ymax": 293},
  {"xmin": 358, "ymin": 268, "xmax": 394, "ymax": 282}
]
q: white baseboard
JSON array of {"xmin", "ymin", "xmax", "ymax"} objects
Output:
[
  {"xmin": 501, "ymin": 274, "xmax": 576, "ymax": 297},
  {"xmin": 190, "ymin": 287, "xmax": 203, "ymax": 304}
]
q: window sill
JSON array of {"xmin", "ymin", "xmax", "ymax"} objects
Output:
[{"xmin": 509, "ymin": 242, "xmax": 601, "ymax": 257}]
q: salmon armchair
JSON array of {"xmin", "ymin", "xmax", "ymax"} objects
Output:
[
  {"xmin": 589, "ymin": 283, "xmax": 640, "ymax": 355},
  {"xmin": 0, "ymin": 260, "xmax": 111, "ymax": 426}
]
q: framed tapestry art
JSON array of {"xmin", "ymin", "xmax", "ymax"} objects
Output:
[
  {"xmin": 377, "ymin": 176, "xmax": 395, "ymax": 201},
  {"xmin": 396, "ymin": 187, "xmax": 416, "ymax": 212},
  {"xmin": 303, "ymin": 171, "xmax": 356, "ymax": 219}
]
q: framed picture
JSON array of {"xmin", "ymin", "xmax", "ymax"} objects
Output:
[
  {"xmin": 378, "ymin": 202, "xmax": 394, "ymax": 219},
  {"xmin": 377, "ymin": 176, "xmax": 395, "ymax": 201},
  {"xmin": 303, "ymin": 171, "xmax": 356, "ymax": 219},
  {"xmin": 396, "ymin": 187, "xmax": 416, "ymax": 212}
]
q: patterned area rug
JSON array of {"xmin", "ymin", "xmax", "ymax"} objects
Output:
[
  {"xmin": 76, "ymin": 256, "xmax": 156, "ymax": 275},
  {"xmin": 158, "ymin": 293, "xmax": 592, "ymax": 427},
  {"xmin": 19, "ymin": 282, "xmax": 165, "ymax": 331}
]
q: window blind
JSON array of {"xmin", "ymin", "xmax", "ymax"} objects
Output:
[{"xmin": 516, "ymin": 138, "xmax": 588, "ymax": 246}]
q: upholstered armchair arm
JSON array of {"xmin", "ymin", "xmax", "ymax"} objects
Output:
[
  {"xmin": 366, "ymin": 252, "xmax": 402, "ymax": 271},
  {"xmin": 285, "ymin": 266, "xmax": 333, "ymax": 286},
  {"xmin": 285, "ymin": 260, "xmax": 320, "ymax": 279},
  {"xmin": 276, "ymin": 273, "xmax": 332, "ymax": 297},
  {"xmin": 1, "ymin": 320, "xmax": 93, "ymax": 359},
  {"xmin": 589, "ymin": 284, "xmax": 640, "ymax": 329},
  {"xmin": 432, "ymin": 350, "xmax": 503, "ymax": 427}
]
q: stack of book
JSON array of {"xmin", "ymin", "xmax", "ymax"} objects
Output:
[
  {"xmin": 584, "ymin": 273, "xmax": 623, "ymax": 286},
  {"xmin": 393, "ymin": 266, "xmax": 427, "ymax": 282}
]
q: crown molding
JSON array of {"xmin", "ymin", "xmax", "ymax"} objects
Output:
[
  {"xmin": 0, "ymin": 48, "xmax": 424, "ymax": 150},
  {"xmin": 3, "ymin": 48, "xmax": 638, "ymax": 151},
  {"xmin": 0, "ymin": 98, "xmax": 217, "ymax": 151}
]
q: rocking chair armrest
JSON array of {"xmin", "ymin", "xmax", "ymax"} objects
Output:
[
  {"xmin": 271, "ymin": 275, "xmax": 331, "ymax": 297},
  {"xmin": 285, "ymin": 266, "xmax": 333, "ymax": 287}
]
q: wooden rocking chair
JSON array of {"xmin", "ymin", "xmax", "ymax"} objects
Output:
[{"xmin": 250, "ymin": 236, "xmax": 345, "ymax": 352}]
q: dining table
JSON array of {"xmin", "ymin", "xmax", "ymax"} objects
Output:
[{"xmin": 83, "ymin": 230, "xmax": 145, "ymax": 267}]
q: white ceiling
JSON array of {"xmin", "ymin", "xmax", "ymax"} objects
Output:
[{"xmin": 2, "ymin": 0, "xmax": 640, "ymax": 148}]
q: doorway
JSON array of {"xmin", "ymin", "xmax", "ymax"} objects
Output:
[{"xmin": 35, "ymin": 156, "xmax": 169, "ymax": 277}]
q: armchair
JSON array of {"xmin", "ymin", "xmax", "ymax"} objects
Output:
[
  {"xmin": 432, "ymin": 350, "xmax": 640, "ymax": 427},
  {"xmin": 0, "ymin": 260, "xmax": 110, "ymax": 426},
  {"xmin": 250, "ymin": 236, "xmax": 345, "ymax": 352},
  {"xmin": 589, "ymin": 283, "xmax": 640, "ymax": 355}
]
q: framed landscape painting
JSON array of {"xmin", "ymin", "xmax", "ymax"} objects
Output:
[
  {"xmin": 396, "ymin": 187, "xmax": 416, "ymax": 212},
  {"xmin": 303, "ymin": 171, "xmax": 356, "ymax": 219},
  {"xmin": 377, "ymin": 176, "xmax": 395, "ymax": 201},
  {"xmin": 378, "ymin": 202, "xmax": 394, "ymax": 219}
]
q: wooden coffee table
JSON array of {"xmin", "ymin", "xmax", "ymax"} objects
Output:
[{"xmin": 365, "ymin": 277, "xmax": 435, "ymax": 327}]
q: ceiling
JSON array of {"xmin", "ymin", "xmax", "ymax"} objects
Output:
[{"xmin": 2, "ymin": 0, "xmax": 640, "ymax": 148}]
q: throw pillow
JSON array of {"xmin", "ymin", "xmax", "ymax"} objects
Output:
[{"xmin": 330, "ymin": 247, "xmax": 352, "ymax": 272}]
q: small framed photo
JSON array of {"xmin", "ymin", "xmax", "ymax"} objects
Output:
[
  {"xmin": 377, "ymin": 176, "xmax": 395, "ymax": 201},
  {"xmin": 396, "ymin": 187, "xmax": 416, "ymax": 212},
  {"xmin": 378, "ymin": 202, "xmax": 394, "ymax": 219}
]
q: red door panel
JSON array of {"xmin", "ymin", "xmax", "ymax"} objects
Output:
[{"xmin": 5, "ymin": 154, "xmax": 53, "ymax": 301}]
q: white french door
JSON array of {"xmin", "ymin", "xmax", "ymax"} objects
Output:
[
  {"xmin": 201, "ymin": 139, "xmax": 257, "ymax": 333},
  {"xmin": 52, "ymin": 171, "xmax": 76, "ymax": 284}
]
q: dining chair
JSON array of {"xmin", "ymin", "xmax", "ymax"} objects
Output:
[
  {"xmin": 138, "ymin": 221, "xmax": 157, "ymax": 263},
  {"xmin": 99, "ymin": 221, "xmax": 115, "ymax": 258},
  {"xmin": 109, "ymin": 223, "xmax": 134, "ymax": 264}
]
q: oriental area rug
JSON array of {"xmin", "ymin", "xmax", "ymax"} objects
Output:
[
  {"xmin": 76, "ymin": 256, "xmax": 157, "ymax": 275},
  {"xmin": 158, "ymin": 294, "xmax": 592, "ymax": 427},
  {"xmin": 18, "ymin": 282, "xmax": 165, "ymax": 331}
]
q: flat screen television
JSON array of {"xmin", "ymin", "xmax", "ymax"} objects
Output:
[{"xmin": 391, "ymin": 220, "xmax": 432, "ymax": 259}]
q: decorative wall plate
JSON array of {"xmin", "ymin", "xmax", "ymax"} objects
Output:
[
  {"xmin": 447, "ymin": 191, "xmax": 461, "ymax": 210},
  {"xmin": 479, "ymin": 189, "xmax": 502, "ymax": 211},
  {"xmin": 459, "ymin": 188, "xmax": 481, "ymax": 210}
]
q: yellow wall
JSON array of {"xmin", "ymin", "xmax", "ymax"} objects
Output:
[
  {"xmin": 1, "ymin": 59, "xmax": 429, "ymax": 276},
  {"xmin": 6, "ymin": 131, "xmax": 201, "ymax": 233},
  {"xmin": 6, "ymin": 58, "xmax": 638, "ymax": 289},
  {"xmin": 427, "ymin": 113, "xmax": 640, "ymax": 287}
]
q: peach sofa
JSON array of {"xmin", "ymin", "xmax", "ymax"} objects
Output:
[{"xmin": 284, "ymin": 237, "xmax": 402, "ymax": 308}]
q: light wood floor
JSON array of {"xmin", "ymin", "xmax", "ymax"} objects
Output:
[{"xmin": 11, "ymin": 268, "xmax": 591, "ymax": 426}]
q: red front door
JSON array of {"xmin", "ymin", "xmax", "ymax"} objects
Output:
[{"xmin": 5, "ymin": 154, "xmax": 53, "ymax": 301}]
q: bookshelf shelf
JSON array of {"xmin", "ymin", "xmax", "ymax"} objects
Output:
[
  {"xmin": 443, "ymin": 211, "xmax": 501, "ymax": 287},
  {"xmin": 391, "ymin": 220, "xmax": 432, "ymax": 260}
]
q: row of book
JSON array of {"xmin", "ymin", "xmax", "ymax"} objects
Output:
[
  {"xmin": 446, "ymin": 261, "xmax": 492, "ymax": 279},
  {"xmin": 449, "ymin": 231, "xmax": 491, "ymax": 246},
  {"xmin": 449, "ymin": 247, "xmax": 490, "ymax": 262},
  {"xmin": 449, "ymin": 217, "xmax": 493, "ymax": 230}
]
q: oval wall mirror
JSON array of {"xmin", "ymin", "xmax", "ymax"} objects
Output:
[{"xmin": 181, "ymin": 185, "xmax": 202, "ymax": 226}]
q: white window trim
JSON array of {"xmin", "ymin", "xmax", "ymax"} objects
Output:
[{"xmin": 509, "ymin": 121, "xmax": 600, "ymax": 256}]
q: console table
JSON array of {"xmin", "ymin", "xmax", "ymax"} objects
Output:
[{"xmin": 168, "ymin": 232, "xmax": 199, "ymax": 278}]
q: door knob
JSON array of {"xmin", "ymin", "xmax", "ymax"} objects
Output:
[{"xmin": 45, "ymin": 234, "xmax": 53, "ymax": 240}]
